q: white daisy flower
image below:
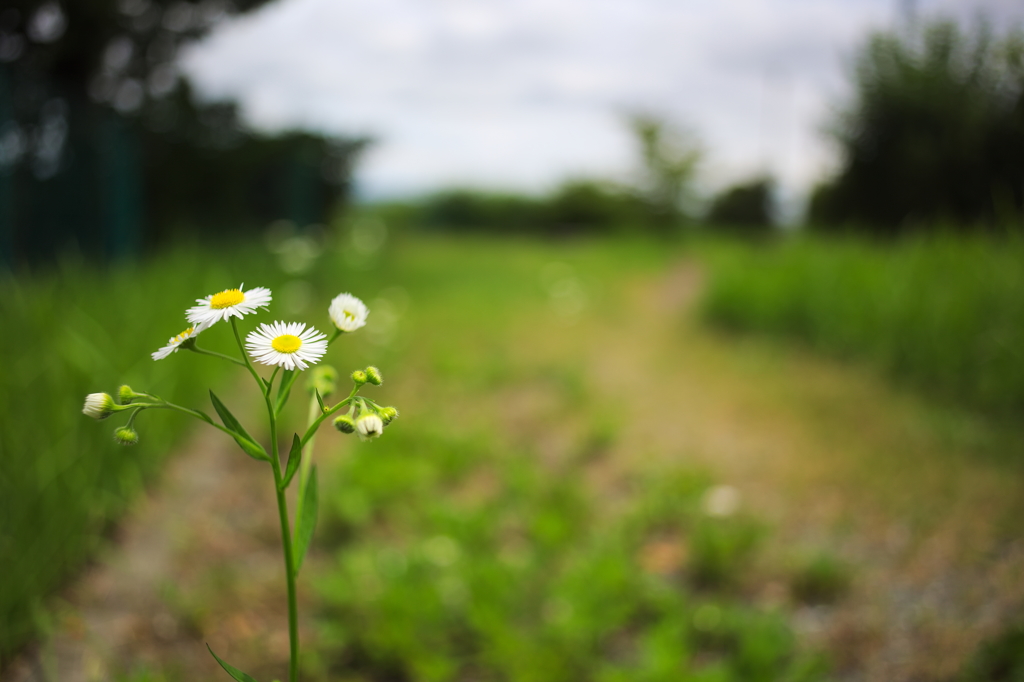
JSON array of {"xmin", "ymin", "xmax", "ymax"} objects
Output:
[
  {"xmin": 151, "ymin": 325, "xmax": 201, "ymax": 361},
  {"xmin": 355, "ymin": 413, "xmax": 383, "ymax": 441},
  {"xmin": 328, "ymin": 293, "xmax": 369, "ymax": 333},
  {"xmin": 245, "ymin": 321, "xmax": 328, "ymax": 371},
  {"xmin": 187, "ymin": 285, "xmax": 272, "ymax": 328}
]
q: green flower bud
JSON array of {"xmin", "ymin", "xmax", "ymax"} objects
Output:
[
  {"xmin": 113, "ymin": 426, "xmax": 139, "ymax": 446},
  {"xmin": 309, "ymin": 365, "xmax": 338, "ymax": 398},
  {"xmin": 83, "ymin": 393, "xmax": 116, "ymax": 420},
  {"xmin": 365, "ymin": 366, "xmax": 383, "ymax": 386},
  {"xmin": 333, "ymin": 415, "xmax": 356, "ymax": 434},
  {"xmin": 379, "ymin": 406, "xmax": 399, "ymax": 425},
  {"xmin": 351, "ymin": 369, "xmax": 368, "ymax": 386},
  {"xmin": 118, "ymin": 385, "xmax": 136, "ymax": 404}
]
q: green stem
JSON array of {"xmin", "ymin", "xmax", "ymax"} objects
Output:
[
  {"xmin": 296, "ymin": 392, "xmax": 321, "ymax": 505},
  {"xmin": 299, "ymin": 387, "xmax": 358, "ymax": 447},
  {"xmin": 123, "ymin": 401, "xmax": 238, "ymax": 439},
  {"xmin": 230, "ymin": 317, "xmax": 266, "ymax": 389},
  {"xmin": 230, "ymin": 316, "xmax": 300, "ymax": 682},
  {"xmin": 188, "ymin": 345, "xmax": 247, "ymax": 367}
]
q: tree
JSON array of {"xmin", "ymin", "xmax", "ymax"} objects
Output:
[
  {"xmin": 809, "ymin": 21, "xmax": 1024, "ymax": 233},
  {"xmin": 0, "ymin": 0, "xmax": 368, "ymax": 264},
  {"xmin": 706, "ymin": 176, "xmax": 776, "ymax": 233},
  {"xmin": 628, "ymin": 114, "xmax": 702, "ymax": 232}
]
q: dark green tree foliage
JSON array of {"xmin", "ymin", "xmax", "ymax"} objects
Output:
[
  {"xmin": 707, "ymin": 177, "xmax": 776, "ymax": 232},
  {"xmin": 413, "ymin": 180, "xmax": 646, "ymax": 236},
  {"xmin": 809, "ymin": 21, "xmax": 1024, "ymax": 232},
  {"xmin": 0, "ymin": 0, "xmax": 367, "ymax": 265}
]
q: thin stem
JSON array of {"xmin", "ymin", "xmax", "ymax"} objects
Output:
[
  {"xmin": 156, "ymin": 402, "xmax": 238, "ymax": 438},
  {"xmin": 267, "ymin": 401, "xmax": 300, "ymax": 682},
  {"xmin": 296, "ymin": 391, "xmax": 321, "ymax": 501},
  {"xmin": 299, "ymin": 389, "xmax": 358, "ymax": 447},
  {"xmin": 230, "ymin": 317, "xmax": 266, "ymax": 391},
  {"xmin": 188, "ymin": 345, "xmax": 247, "ymax": 367},
  {"xmin": 231, "ymin": 317, "xmax": 300, "ymax": 681}
]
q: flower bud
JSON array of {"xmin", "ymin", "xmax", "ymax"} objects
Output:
[
  {"xmin": 351, "ymin": 369, "xmax": 368, "ymax": 386},
  {"xmin": 113, "ymin": 426, "xmax": 139, "ymax": 446},
  {"xmin": 333, "ymin": 415, "xmax": 356, "ymax": 434},
  {"xmin": 83, "ymin": 393, "xmax": 116, "ymax": 420},
  {"xmin": 365, "ymin": 366, "xmax": 383, "ymax": 386},
  {"xmin": 379, "ymin": 406, "xmax": 399, "ymax": 425},
  {"xmin": 355, "ymin": 413, "xmax": 384, "ymax": 441},
  {"xmin": 118, "ymin": 385, "xmax": 136, "ymax": 404},
  {"xmin": 310, "ymin": 365, "xmax": 338, "ymax": 398}
]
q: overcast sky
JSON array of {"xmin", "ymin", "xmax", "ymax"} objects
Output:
[{"xmin": 182, "ymin": 0, "xmax": 1024, "ymax": 206}]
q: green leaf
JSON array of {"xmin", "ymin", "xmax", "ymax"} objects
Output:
[
  {"xmin": 293, "ymin": 465, "xmax": 319, "ymax": 573},
  {"xmin": 207, "ymin": 644, "xmax": 259, "ymax": 682},
  {"xmin": 275, "ymin": 370, "xmax": 295, "ymax": 413},
  {"xmin": 315, "ymin": 388, "xmax": 327, "ymax": 414},
  {"xmin": 280, "ymin": 434, "xmax": 302, "ymax": 491},
  {"xmin": 209, "ymin": 390, "xmax": 269, "ymax": 462}
]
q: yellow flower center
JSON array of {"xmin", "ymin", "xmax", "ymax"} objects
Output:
[
  {"xmin": 341, "ymin": 309, "xmax": 356, "ymax": 320},
  {"xmin": 210, "ymin": 288, "xmax": 245, "ymax": 309},
  {"xmin": 174, "ymin": 327, "xmax": 194, "ymax": 343},
  {"xmin": 271, "ymin": 334, "xmax": 302, "ymax": 353}
]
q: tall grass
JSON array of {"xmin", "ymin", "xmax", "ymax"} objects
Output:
[
  {"xmin": 700, "ymin": 233, "xmax": 1024, "ymax": 415},
  {"xmin": 0, "ymin": 246, "xmax": 278, "ymax": 662}
]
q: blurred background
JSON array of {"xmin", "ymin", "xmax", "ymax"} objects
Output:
[{"xmin": 3, "ymin": 0, "xmax": 1024, "ymax": 680}]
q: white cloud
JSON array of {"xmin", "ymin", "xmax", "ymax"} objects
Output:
[{"xmin": 181, "ymin": 0, "xmax": 1024, "ymax": 202}]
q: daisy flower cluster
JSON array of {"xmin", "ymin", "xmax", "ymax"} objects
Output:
[
  {"xmin": 81, "ymin": 282, "xmax": 398, "ymax": 680},
  {"xmin": 86, "ymin": 285, "xmax": 395, "ymax": 446}
]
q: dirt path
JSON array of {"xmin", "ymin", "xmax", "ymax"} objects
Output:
[
  {"xmin": 593, "ymin": 263, "xmax": 1024, "ymax": 681},
  {"xmin": 2, "ymin": 395, "xmax": 331, "ymax": 682},
  {"xmin": 5, "ymin": 259, "xmax": 1024, "ymax": 681}
]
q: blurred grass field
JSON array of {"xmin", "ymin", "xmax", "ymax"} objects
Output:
[
  {"xmin": 5, "ymin": 228, "xmax": 1024, "ymax": 681},
  {"xmin": 0, "ymin": 248, "xmax": 251, "ymax": 660},
  {"xmin": 700, "ymin": 233, "xmax": 1024, "ymax": 419}
]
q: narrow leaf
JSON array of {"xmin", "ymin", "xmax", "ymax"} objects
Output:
[
  {"xmin": 293, "ymin": 465, "xmax": 319, "ymax": 573},
  {"xmin": 280, "ymin": 434, "xmax": 302, "ymax": 491},
  {"xmin": 235, "ymin": 437, "xmax": 270, "ymax": 462},
  {"xmin": 315, "ymin": 388, "xmax": 327, "ymax": 414},
  {"xmin": 207, "ymin": 644, "xmax": 259, "ymax": 682},
  {"xmin": 209, "ymin": 390, "xmax": 252, "ymax": 438},
  {"xmin": 210, "ymin": 390, "xmax": 269, "ymax": 461},
  {"xmin": 275, "ymin": 370, "xmax": 295, "ymax": 412}
]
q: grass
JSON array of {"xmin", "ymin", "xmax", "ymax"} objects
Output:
[
  {"xmin": 700, "ymin": 232, "xmax": 1024, "ymax": 417},
  {"xmin": 0, "ymin": 244, "xmax": 290, "ymax": 662},
  {"xmin": 295, "ymin": 232, "xmax": 831, "ymax": 681},
  {"xmin": 13, "ymin": 228, "xmax": 1024, "ymax": 680}
]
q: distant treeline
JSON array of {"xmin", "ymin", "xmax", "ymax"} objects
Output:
[
  {"xmin": 378, "ymin": 174, "xmax": 775, "ymax": 237},
  {"xmin": 810, "ymin": 21, "xmax": 1024, "ymax": 233},
  {"xmin": 0, "ymin": 0, "xmax": 367, "ymax": 266}
]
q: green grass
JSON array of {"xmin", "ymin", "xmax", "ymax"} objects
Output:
[
  {"xmin": 0, "ymin": 244, "xmax": 288, "ymax": 662},
  {"xmin": 700, "ymin": 233, "xmax": 1024, "ymax": 417},
  {"xmin": 304, "ymin": 233, "xmax": 828, "ymax": 681},
  {"xmin": 313, "ymin": 432, "xmax": 826, "ymax": 682}
]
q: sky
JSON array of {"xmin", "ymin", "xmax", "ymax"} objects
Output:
[{"xmin": 182, "ymin": 0, "xmax": 1024, "ymax": 208}]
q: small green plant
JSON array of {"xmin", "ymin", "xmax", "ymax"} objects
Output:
[
  {"xmin": 958, "ymin": 622, "xmax": 1024, "ymax": 681},
  {"xmin": 788, "ymin": 552, "xmax": 852, "ymax": 605},
  {"xmin": 82, "ymin": 286, "xmax": 398, "ymax": 682}
]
